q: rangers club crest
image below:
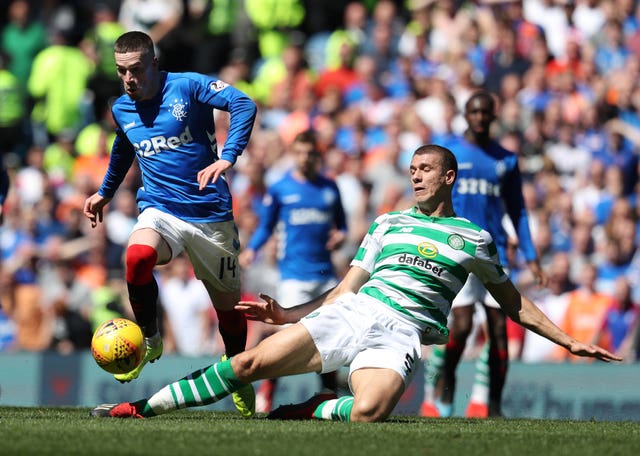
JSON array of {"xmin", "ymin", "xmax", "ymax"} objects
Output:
[{"xmin": 169, "ymin": 98, "xmax": 188, "ymax": 121}]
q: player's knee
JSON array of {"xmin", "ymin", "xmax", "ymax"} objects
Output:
[
  {"xmin": 490, "ymin": 317, "xmax": 507, "ymax": 336},
  {"xmin": 350, "ymin": 397, "xmax": 390, "ymax": 423},
  {"xmin": 126, "ymin": 244, "xmax": 158, "ymax": 284},
  {"xmin": 451, "ymin": 320, "xmax": 473, "ymax": 340},
  {"xmin": 230, "ymin": 351, "xmax": 260, "ymax": 382}
]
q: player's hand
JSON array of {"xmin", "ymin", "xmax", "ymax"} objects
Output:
[
  {"xmin": 83, "ymin": 193, "xmax": 111, "ymax": 228},
  {"xmin": 238, "ymin": 249, "xmax": 255, "ymax": 269},
  {"xmin": 197, "ymin": 159, "xmax": 232, "ymax": 190},
  {"xmin": 568, "ymin": 340, "xmax": 623, "ymax": 362},
  {"xmin": 527, "ymin": 260, "xmax": 548, "ymax": 288},
  {"xmin": 236, "ymin": 293, "xmax": 288, "ymax": 325},
  {"xmin": 326, "ymin": 229, "xmax": 346, "ymax": 251}
]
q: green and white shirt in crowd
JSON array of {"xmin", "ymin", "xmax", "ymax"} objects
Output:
[{"xmin": 351, "ymin": 207, "xmax": 508, "ymax": 341}]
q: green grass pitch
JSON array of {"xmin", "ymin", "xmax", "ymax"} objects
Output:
[{"xmin": 1, "ymin": 407, "xmax": 638, "ymax": 456}]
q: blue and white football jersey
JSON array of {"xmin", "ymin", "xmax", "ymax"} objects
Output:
[
  {"xmin": 447, "ymin": 136, "xmax": 537, "ymax": 265},
  {"xmin": 247, "ymin": 171, "xmax": 347, "ymax": 281},
  {"xmin": 98, "ymin": 72, "xmax": 256, "ymax": 222}
]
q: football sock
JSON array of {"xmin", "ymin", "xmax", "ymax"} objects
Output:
[
  {"xmin": 127, "ymin": 279, "xmax": 159, "ymax": 336},
  {"xmin": 423, "ymin": 344, "xmax": 445, "ymax": 403},
  {"xmin": 217, "ymin": 308, "xmax": 248, "ymax": 356},
  {"xmin": 312, "ymin": 396, "xmax": 354, "ymax": 421},
  {"xmin": 139, "ymin": 358, "xmax": 246, "ymax": 417},
  {"xmin": 488, "ymin": 343, "xmax": 508, "ymax": 413},
  {"xmin": 440, "ymin": 337, "xmax": 466, "ymax": 404},
  {"xmin": 468, "ymin": 342, "xmax": 490, "ymax": 405},
  {"xmin": 320, "ymin": 371, "xmax": 338, "ymax": 391}
]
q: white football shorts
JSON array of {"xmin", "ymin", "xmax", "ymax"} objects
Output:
[
  {"xmin": 299, "ymin": 292, "xmax": 422, "ymax": 390},
  {"xmin": 133, "ymin": 208, "xmax": 240, "ymax": 292},
  {"xmin": 451, "ymin": 272, "xmax": 502, "ymax": 309},
  {"xmin": 278, "ymin": 278, "xmax": 339, "ymax": 309}
]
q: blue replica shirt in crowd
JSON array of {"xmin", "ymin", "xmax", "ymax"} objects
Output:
[
  {"xmin": 448, "ymin": 136, "xmax": 537, "ymax": 265},
  {"xmin": 247, "ymin": 171, "xmax": 347, "ymax": 280},
  {"xmin": 98, "ymin": 72, "xmax": 257, "ymax": 222}
]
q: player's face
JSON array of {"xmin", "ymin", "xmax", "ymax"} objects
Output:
[
  {"xmin": 293, "ymin": 141, "xmax": 321, "ymax": 177},
  {"xmin": 115, "ymin": 51, "xmax": 159, "ymax": 101},
  {"xmin": 409, "ymin": 152, "xmax": 451, "ymax": 206},
  {"xmin": 464, "ymin": 97, "xmax": 495, "ymax": 136}
]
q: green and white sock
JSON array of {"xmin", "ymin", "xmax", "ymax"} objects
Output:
[
  {"xmin": 137, "ymin": 358, "xmax": 246, "ymax": 417},
  {"xmin": 312, "ymin": 396, "xmax": 354, "ymax": 421},
  {"xmin": 423, "ymin": 344, "xmax": 445, "ymax": 403},
  {"xmin": 469, "ymin": 342, "xmax": 490, "ymax": 404}
]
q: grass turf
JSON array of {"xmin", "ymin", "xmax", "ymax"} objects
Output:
[{"xmin": 0, "ymin": 407, "xmax": 638, "ymax": 456}]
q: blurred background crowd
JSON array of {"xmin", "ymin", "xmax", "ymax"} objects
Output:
[{"xmin": 0, "ymin": 0, "xmax": 639, "ymax": 363}]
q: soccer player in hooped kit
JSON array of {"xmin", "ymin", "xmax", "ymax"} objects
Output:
[
  {"xmin": 90, "ymin": 144, "xmax": 620, "ymax": 422},
  {"xmin": 83, "ymin": 31, "xmax": 257, "ymax": 417}
]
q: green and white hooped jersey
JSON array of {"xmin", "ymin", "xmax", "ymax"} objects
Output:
[{"xmin": 351, "ymin": 207, "xmax": 508, "ymax": 339}]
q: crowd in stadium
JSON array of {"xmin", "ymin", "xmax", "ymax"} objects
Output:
[{"xmin": 0, "ymin": 0, "xmax": 638, "ymax": 363}]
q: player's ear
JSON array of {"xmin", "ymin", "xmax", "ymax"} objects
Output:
[{"xmin": 444, "ymin": 169, "xmax": 456, "ymax": 185}]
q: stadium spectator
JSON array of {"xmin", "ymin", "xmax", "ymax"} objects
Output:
[
  {"xmin": 0, "ymin": 0, "xmax": 47, "ymax": 85},
  {"xmin": 188, "ymin": 0, "xmax": 242, "ymax": 77},
  {"xmin": 38, "ymin": 236, "xmax": 94, "ymax": 353},
  {"xmin": 27, "ymin": 28, "xmax": 94, "ymax": 143},
  {"xmin": 102, "ymin": 188, "xmax": 136, "ymax": 274},
  {"xmin": 594, "ymin": 18, "xmax": 632, "ymax": 75},
  {"xmin": 0, "ymin": 51, "xmax": 26, "ymax": 165},
  {"xmin": 598, "ymin": 276, "xmax": 639, "ymax": 358},
  {"xmin": 484, "ymin": 21, "xmax": 530, "ymax": 94},
  {"xmin": 78, "ymin": 4, "xmax": 125, "ymax": 124},
  {"xmin": 518, "ymin": 252, "xmax": 574, "ymax": 363},
  {"xmin": 244, "ymin": 0, "xmax": 305, "ymax": 62},
  {"xmin": 523, "ymin": 0, "xmax": 573, "ymax": 60},
  {"xmin": 158, "ymin": 253, "xmax": 221, "ymax": 357},
  {"xmin": 551, "ymin": 262, "xmax": 615, "ymax": 362},
  {"xmin": 117, "ymin": 0, "xmax": 183, "ymax": 68}
]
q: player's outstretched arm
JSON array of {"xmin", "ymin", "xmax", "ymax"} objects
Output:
[{"xmin": 486, "ymin": 279, "xmax": 622, "ymax": 363}]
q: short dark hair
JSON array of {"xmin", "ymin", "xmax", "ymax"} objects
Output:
[
  {"xmin": 465, "ymin": 90, "xmax": 495, "ymax": 113},
  {"xmin": 413, "ymin": 144, "xmax": 458, "ymax": 178},
  {"xmin": 114, "ymin": 31, "xmax": 155, "ymax": 59},
  {"xmin": 293, "ymin": 130, "xmax": 317, "ymax": 147}
]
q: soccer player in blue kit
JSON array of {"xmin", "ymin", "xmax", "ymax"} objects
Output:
[
  {"xmin": 421, "ymin": 91, "xmax": 546, "ymax": 418},
  {"xmin": 83, "ymin": 31, "xmax": 257, "ymax": 417},
  {"xmin": 238, "ymin": 130, "xmax": 347, "ymax": 412}
]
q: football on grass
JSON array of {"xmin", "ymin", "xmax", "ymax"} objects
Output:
[{"xmin": 91, "ymin": 318, "xmax": 144, "ymax": 374}]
